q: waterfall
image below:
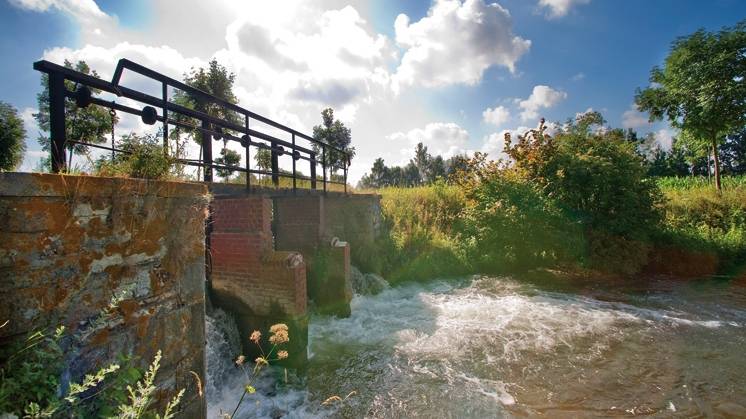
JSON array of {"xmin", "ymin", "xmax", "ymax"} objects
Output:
[{"xmin": 205, "ymin": 309, "xmax": 242, "ymax": 399}]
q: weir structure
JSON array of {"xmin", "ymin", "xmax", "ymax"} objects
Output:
[{"xmin": 1, "ymin": 59, "xmax": 383, "ymax": 418}]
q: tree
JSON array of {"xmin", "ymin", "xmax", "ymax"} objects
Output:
[
  {"xmin": 719, "ymin": 129, "xmax": 746, "ymax": 175},
  {"xmin": 429, "ymin": 155, "xmax": 447, "ymax": 181},
  {"xmin": 171, "ymin": 59, "xmax": 239, "ymax": 177},
  {"xmin": 34, "ymin": 60, "xmax": 117, "ymax": 171},
  {"xmin": 312, "ymin": 108, "xmax": 355, "ymax": 173},
  {"xmin": 254, "ymin": 148, "xmax": 272, "ymax": 171},
  {"xmin": 635, "ymin": 20, "xmax": 746, "ymax": 191},
  {"xmin": 214, "ymin": 147, "xmax": 242, "ymax": 178},
  {"xmin": 0, "ymin": 101, "xmax": 26, "ymax": 171},
  {"xmin": 412, "ymin": 142, "xmax": 431, "ymax": 184}
]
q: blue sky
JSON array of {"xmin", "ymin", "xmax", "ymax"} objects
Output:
[{"xmin": 2, "ymin": 0, "xmax": 745, "ymax": 179}]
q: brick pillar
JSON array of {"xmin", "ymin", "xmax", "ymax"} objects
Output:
[
  {"xmin": 209, "ymin": 196, "xmax": 308, "ymax": 369},
  {"xmin": 274, "ymin": 195, "xmax": 351, "ymax": 317}
]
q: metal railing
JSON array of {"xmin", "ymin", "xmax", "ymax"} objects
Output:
[{"xmin": 33, "ymin": 59, "xmax": 351, "ymax": 193}]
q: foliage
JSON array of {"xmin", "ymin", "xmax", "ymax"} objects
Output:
[
  {"xmin": 118, "ymin": 351, "xmax": 184, "ymax": 419},
  {"xmin": 170, "ymin": 59, "xmax": 239, "ymax": 179},
  {"xmin": 502, "ymin": 114, "xmax": 663, "ymax": 274},
  {"xmin": 358, "ymin": 143, "xmax": 468, "ymax": 188},
  {"xmin": 95, "ymin": 133, "xmax": 173, "ymax": 180},
  {"xmin": 656, "ymin": 176, "xmax": 746, "ymax": 272},
  {"xmin": 0, "ymin": 323, "xmax": 180, "ymax": 419},
  {"xmin": 0, "ymin": 101, "xmax": 26, "ymax": 171},
  {"xmin": 461, "ymin": 172, "xmax": 586, "ymax": 272},
  {"xmin": 254, "ymin": 148, "xmax": 272, "ymax": 171},
  {"xmin": 214, "ymin": 147, "xmax": 242, "ymax": 178},
  {"xmin": 312, "ymin": 108, "xmax": 355, "ymax": 172},
  {"xmin": 635, "ymin": 20, "xmax": 746, "ymax": 190},
  {"xmin": 34, "ymin": 60, "xmax": 118, "ymax": 171},
  {"xmin": 375, "ymin": 183, "xmax": 470, "ymax": 282}
]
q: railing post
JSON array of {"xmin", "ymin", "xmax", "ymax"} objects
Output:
[
  {"xmin": 162, "ymin": 82, "xmax": 168, "ymax": 155},
  {"xmin": 49, "ymin": 72, "xmax": 67, "ymax": 173},
  {"xmin": 310, "ymin": 155, "xmax": 317, "ymax": 189},
  {"xmin": 322, "ymin": 146, "xmax": 327, "ymax": 193},
  {"xmin": 245, "ymin": 115, "xmax": 251, "ymax": 190},
  {"xmin": 271, "ymin": 141, "xmax": 279, "ymax": 188},
  {"xmin": 202, "ymin": 119, "xmax": 213, "ymax": 182},
  {"xmin": 291, "ymin": 133, "xmax": 297, "ymax": 192}
]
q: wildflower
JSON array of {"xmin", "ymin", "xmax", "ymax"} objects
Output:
[
  {"xmin": 235, "ymin": 355, "xmax": 245, "ymax": 366},
  {"xmin": 250, "ymin": 330, "xmax": 261, "ymax": 344},
  {"xmin": 269, "ymin": 329, "xmax": 289, "ymax": 345},
  {"xmin": 277, "ymin": 350, "xmax": 288, "ymax": 360},
  {"xmin": 255, "ymin": 357, "xmax": 268, "ymax": 367},
  {"xmin": 270, "ymin": 323, "xmax": 288, "ymax": 334}
]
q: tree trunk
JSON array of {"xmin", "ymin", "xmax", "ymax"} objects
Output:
[{"xmin": 712, "ymin": 138, "xmax": 722, "ymax": 192}]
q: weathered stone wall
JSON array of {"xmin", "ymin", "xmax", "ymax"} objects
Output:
[{"xmin": 0, "ymin": 173, "xmax": 209, "ymax": 418}]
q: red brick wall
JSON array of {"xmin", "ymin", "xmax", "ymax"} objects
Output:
[{"xmin": 210, "ymin": 196, "xmax": 306, "ymax": 317}]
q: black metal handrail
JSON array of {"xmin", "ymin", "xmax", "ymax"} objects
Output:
[{"xmin": 33, "ymin": 58, "xmax": 350, "ymax": 193}]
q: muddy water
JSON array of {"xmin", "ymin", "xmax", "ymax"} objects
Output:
[{"xmin": 207, "ymin": 276, "xmax": 746, "ymax": 418}]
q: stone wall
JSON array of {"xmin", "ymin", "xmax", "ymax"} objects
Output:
[{"xmin": 0, "ymin": 173, "xmax": 209, "ymax": 418}]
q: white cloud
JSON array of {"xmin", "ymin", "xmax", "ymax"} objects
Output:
[
  {"xmin": 387, "ymin": 122, "xmax": 469, "ymax": 162},
  {"xmin": 621, "ymin": 104, "xmax": 650, "ymax": 129},
  {"xmin": 482, "ymin": 105, "xmax": 510, "ymax": 127},
  {"xmin": 393, "ymin": 0, "xmax": 530, "ymax": 88},
  {"xmin": 571, "ymin": 72, "xmax": 585, "ymax": 81},
  {"xmin": 537, "ymin": 0, "xmax": 591, "ymax": 18},
  {"xmin": 655, "ymin": 128, "xmax": 674, "ymax": 151},
  {"xmin": 17, "ymin": 0, "xmax": 529, "ymax": 182},
  {"xmin": 519, "ymin": 85, "xmax": 567, "ymax": 121}
]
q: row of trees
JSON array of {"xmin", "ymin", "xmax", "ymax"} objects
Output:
[{"xmin": 357, "ymin": 143, "xmax": 470, "ymax": 188}]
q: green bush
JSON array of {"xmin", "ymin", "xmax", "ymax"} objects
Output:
[
  {"xmin": 461, "ymin": 174, "xmax": 585, "ymax": 272},
  {"xmin": 96, "ymin": 133, "xmax": 172, "ymax": 180}
]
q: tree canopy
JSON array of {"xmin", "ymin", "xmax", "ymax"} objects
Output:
[
  {"xmin": 312, "ymin": 108, "xmax": 355, "ymax": 172},
  {"xmin": 0, "ymin": 101, "xmax": 26, "ymax": 171},
  {"xmin": 635, "ymin": 19, "xmax": 746, "ymax": 191},
  {"xmin": 34, "ymin": 60, "xmax": 117, "ymax": 171}
]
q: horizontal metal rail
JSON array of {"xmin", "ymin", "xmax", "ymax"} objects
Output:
[{"xmin": 33, "ymin": 58, "xmax": 350, "ymax": 193}]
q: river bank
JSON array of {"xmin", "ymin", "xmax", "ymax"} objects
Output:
[{"xmin": 361, "ymin": 177, "xmax": 746, "ymax": 284}]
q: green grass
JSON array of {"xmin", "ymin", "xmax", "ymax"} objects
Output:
[
  {"xmin": 370, "ymin": 176, "xmax": 746, "ymax": 281},
  {"xmin": 374, "ymin": 184, "xmax": 471, "ymax": 283},
  {"xmin": 656, "ymin": 175, "xmax": 746, "ymax": 191},
  {"xmin": 655, "ymin": 176, "xmax": 746, "ymax": 272}
]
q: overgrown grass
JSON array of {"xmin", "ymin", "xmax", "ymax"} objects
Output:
[
  {"xmin": 655, "ymin": 176, "xmax": 746, "ymax": 273},
  {"xmin": 375, "ymin": 183, "xmax": 470, "ymax": 283},
  {"xmin": 372, "ymin": 176, "xmax": 746, "ymax": 282}
]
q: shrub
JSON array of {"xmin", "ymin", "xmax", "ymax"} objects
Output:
[
  {"xmin": 96, "ymin": 133, "xmax": 172, "ymax": 180},
  {"xmin": 461, "ymin": 174, "xmax": 586, "ymax": 272}
]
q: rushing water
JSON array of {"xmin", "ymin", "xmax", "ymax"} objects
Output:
[{"xmin": 207, "ymin": 275, "xmax": 746, "ymax": 418}]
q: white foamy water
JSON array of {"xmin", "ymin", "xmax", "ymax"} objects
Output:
[{"xmin": 207, "ymin": 276, "xmax": 746, "ymax": 418}]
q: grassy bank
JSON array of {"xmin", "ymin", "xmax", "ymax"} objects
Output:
[
  {"xmin": 371, "ymin": 176, "xmax": 746, "ymax": 283},
  {"xmin": 655, "ymin": 177, "xmax": 746, "ymax": 274}
]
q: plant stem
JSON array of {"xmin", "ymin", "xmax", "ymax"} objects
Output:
[{"xmin": 230, "ymin": 389, "xmax": 248, "ymax": 419}]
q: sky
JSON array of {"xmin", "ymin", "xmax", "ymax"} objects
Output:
[{"xmin": 2, "ymin": 0, "xmax": 745, "ymax": 181}]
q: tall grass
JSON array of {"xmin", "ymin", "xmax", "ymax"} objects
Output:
[
  {"xmin": 372, "ymin": 176, "xmax": 746, "ymax": 281},
  {"xmin": 376, "ymin": 183, "xmax": 470, "ymax": 283},
  {"xmin": 656, "ymin": 176, "xmax": 746, "ymax": 272}
]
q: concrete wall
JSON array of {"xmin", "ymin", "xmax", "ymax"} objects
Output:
[
  {"xmin": 0, "ymin": 173, "xmax": 209, "ymax": 418},
  {"xmin": 322, "ymin": 194, "xmax": 382, "ymax": 271}
]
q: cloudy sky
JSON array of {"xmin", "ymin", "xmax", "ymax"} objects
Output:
[{"xmin": 2, "ymin": 0, "xmax": 744, "ymax": 181}]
